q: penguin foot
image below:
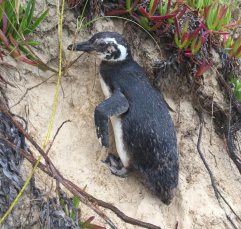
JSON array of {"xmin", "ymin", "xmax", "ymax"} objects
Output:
[{"xmin": 102, "ymin": 153, "xmax": 130, "ymax": 178}]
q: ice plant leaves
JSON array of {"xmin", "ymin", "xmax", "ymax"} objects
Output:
[
  {"xmin": 79, "ymin": 216, "xmax": 106, "ymax": 229},
  {"xmin": 174, "ymin": 16, "xmax": 208, "ymax": 56},
  {"xmin": 107, "ymin": 0, "xmax": 177, "ymax": 31},
  {"xmin": 196, "ymin": 58, "xmax": 213, "ymax": 76},
  {"xmin": 203, "ymin": 3, "xmax": 236, "ymax": 34},
  {"xmin": 106, "ymin": 0, "xmax": 140, "ymax": 15},
  {"xmin": 223, "ymin": 35, "xmax": 241, "ymax": 58}
]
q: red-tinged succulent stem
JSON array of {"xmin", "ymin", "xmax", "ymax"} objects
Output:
[
  {"xmin": 196, "ymin": 58, "xmax": 206, "ymax": 76},
  {"xmin": 212, "ymin": 31, "xmax": 230, "ymax": 35},
  {"xmin": 198, "ymin": 60, "xmax": 213, "ymax": 76},
  {"xmin": 223, "ymin": 34, "xmax": 227, "ymax": 48},
  {"xmin": 167, "ymin": 0, "xmax": 171, "ymax": 13},
  {"xmin": 139, "ymin": 6, "xmax": 150, "ymax": 18},
  {"xmin": 181, "ymin": 31, "xmax": 187, "ymax": 44},
  {"xmin": 204, "ymin": 4, "xmax": 212, "ymax": 19},
  {"xmin": 222, "ymin": 23, "xmax": 237, "ymax": 29},
  {"xmin": 174, "ymin": 16, "xmax": 181, "ymax": 38},
  {"xmin": 233, "ymin": 35, "xmax": 241, "ymax": 54},
  {"xmin": 80, "ymin": 216, "xmax": 95, "ymax": 228},
  {"xmin": 189, "ymin": 25, "xmax": 203, "ymax": 40},
  {"xmin": 184, "ymin": 52, "xmax": 194, "ymax": 57},
  {"xmin": 130, "ymin": 13, "xmax": 141, "ymax": 24},
  {"xmin": 199, "ymin": 20, "xmax": 208, "ymax": 31},
  {"xmin": 150, "ymin": 0, "xmax": 159, "ymax": 16},
  {"xmin": 151, "ymin": 13, "xmax": 177, "ymax": 20},
  {"xmin": 150, "ymin": 21, "xmax": 163, "ymax": 31},
  {"xmin": 235, "ymin": 45, "xmax": 241, "ymax": 58},
  {"xmin": 0, "ymin": 44, "xmax": 3, "ymax": 61},
  {"xmin": 182, "ymin": 17, "xmax": 190, "ymax": 38},
  {"xmin": 105, "ymin": 9, "xmax": 129, "ymax": 16},
  {"xmin": 212, "ymin": 5, "xmax": 226, "ymax": 28},
  {"xmin": 202, "ymin": 30, "xmax": 210, "ymax": 36},
  {"xmin": 177, "ymin": 6, "xmax": 187, "ymax": 20},
  {"xmin": 184, "ymin": 34, "xmax": 193, "ymax": 49},
  {"xmin": 9, "ymin": 33, "xmax": 20, "ymax": 55},
  {"xmin": 170, "ymin": 8, "xmax": 179, "ymax": 16},
  {"xmin": 130, "ymin": 0, "xmax": 140, "ymax": 11},
  {"xmin": 9, "ymin": 48, "xmax": 38, "ymax": 65},
  {"xmin": 236, "ymin": 18, "xmax": 241, "ymax": 24},
  {"xmin": 176, "ymin": 1, "xmax": 184, "ymax": 4},
  {"xmin": 229, "ymin": 43, "xmax": 234, "ymax": 56},
  {"xmin": 201, "ymin": 34, "xmax": 209, "ymax": 45},
  {"xmin": 174, "ymin": 31, "xmax": 179, "ymax": 45},
  {"xmin": 2, "ymin": 10, "xmax": 7, "ymax": 34}
]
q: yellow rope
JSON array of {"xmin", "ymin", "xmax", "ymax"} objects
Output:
[{"xmin": 0, "ymin": 0, "xmax": 65, "ymax": 224}]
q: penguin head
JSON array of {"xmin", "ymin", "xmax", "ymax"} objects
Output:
[{"xmin": 67, "ymin": 32, "xmax": 132, "ymax": 62}]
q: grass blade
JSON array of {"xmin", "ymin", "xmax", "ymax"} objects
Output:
[
  {"xmin": 22, "ymin": 0, "xmax": 32, "ymax": 23},
  {"xmin": 23, "ymin": 8, "xmax": 48, "ymax": 36},
  {"xmin": 27, "ymin": 0, "xmax": 35, "ymax": 27}
]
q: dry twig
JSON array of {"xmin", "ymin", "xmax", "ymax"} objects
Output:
[
  {"xmin": 46, "ymin": 120, "xmax": 71, "ymax": 155},
  {"xmin": 10, "ymin": 73, "xmax": 56, "ymax": 108}
]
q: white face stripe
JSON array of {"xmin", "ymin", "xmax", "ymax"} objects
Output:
[{"xmin": 96, "ymin": 37, "xmax": 128, "ymax": 62}]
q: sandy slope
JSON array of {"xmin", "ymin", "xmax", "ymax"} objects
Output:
[{"xmin": 5, "ymin": 1, "xmax": 241, "ymax": 228}]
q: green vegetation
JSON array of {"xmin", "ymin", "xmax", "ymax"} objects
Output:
[{"xmin": 1, "ymin": 0, "xmax": 48, "ymax": 66}]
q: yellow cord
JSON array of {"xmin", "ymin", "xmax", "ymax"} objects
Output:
[
  {"xmin": 0, "ymin": 0, "xmax": 65, "ymax": 224},
  {"xmin": 43, "ymin": 0, "xmax": 65, "ymax": 151}
]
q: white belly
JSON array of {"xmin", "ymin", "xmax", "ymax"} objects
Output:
[{"xmin": 99, "ymin": 74, "xmax": 131, "ymax": 168}]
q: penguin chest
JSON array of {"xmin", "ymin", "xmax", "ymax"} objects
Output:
[{"xmin": 99, "ymin": 74, "xmax": 131, "ymax": 168}]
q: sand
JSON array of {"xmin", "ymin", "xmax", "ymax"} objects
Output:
[{"xmin": 5, "ymin": 1, "xmax": 241, "ymax": 228}]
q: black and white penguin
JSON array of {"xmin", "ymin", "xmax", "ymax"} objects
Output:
[{"xmin": 68, "ymin": 32, "xmax": 179, "ymax": 205}]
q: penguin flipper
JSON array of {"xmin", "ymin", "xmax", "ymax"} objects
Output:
[
  {"xmin": 102, "ymin": 153, "xmax": 130, "ymax": 178},
  {"xmin": 94, "ymin": 91, "xmax": 129, "ymax": 148}
]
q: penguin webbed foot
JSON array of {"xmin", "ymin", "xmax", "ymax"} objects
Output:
[{"xmin": 102, "ymin": 153, "xmax": 130, "ymax": 178}]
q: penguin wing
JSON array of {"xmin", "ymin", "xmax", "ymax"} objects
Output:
[{"xmin": 94, "ymin": 90, "xmax": 129, "ymax": 148}]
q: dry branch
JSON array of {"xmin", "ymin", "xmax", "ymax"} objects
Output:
[{"xmin": 0, "ymin": 103, "xmax": 162, "ymax": 229}]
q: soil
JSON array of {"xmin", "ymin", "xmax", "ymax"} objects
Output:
[{"xmin": 4, "ymin": 1, "xmax": 241, "ymax": 229}]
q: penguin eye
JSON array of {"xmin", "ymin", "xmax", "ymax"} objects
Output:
[{"xmin": 98, "ymin": 41, "xmax": 107, "ymax": 47}]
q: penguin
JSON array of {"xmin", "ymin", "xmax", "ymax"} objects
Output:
[{"xmin": 67, "ymin": 32, "xmax": 179, "ymax": 205}]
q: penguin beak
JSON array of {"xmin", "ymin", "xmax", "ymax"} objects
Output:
[{"xmin": 67, "ymin": 41, "xmax": 95, "ymax": 52}]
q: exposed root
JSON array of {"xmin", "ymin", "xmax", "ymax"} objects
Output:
[{"xmin": 196, "ymin": 109, "xmax": 240, "ymax": 229}]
